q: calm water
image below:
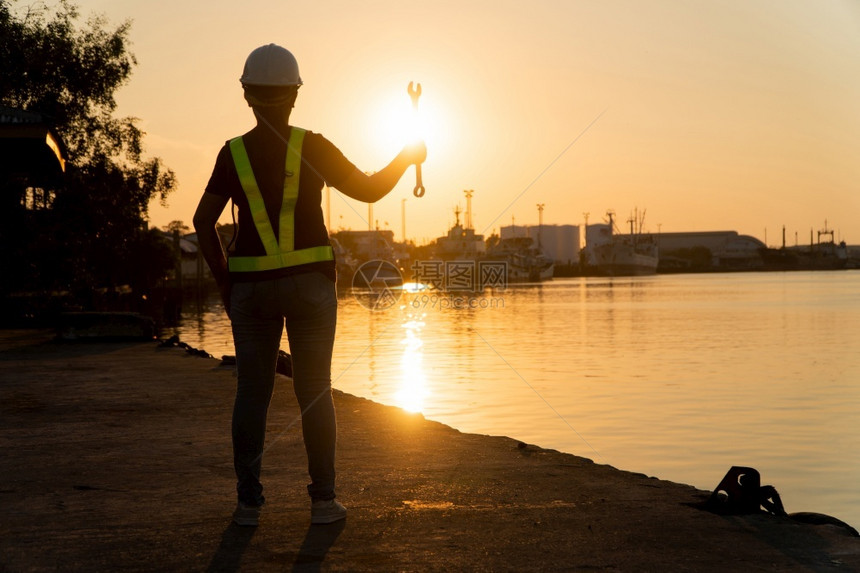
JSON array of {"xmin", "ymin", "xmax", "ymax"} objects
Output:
[{"xmin": 169, "ymin": 271, "xmax": 860, "ymax": 527}]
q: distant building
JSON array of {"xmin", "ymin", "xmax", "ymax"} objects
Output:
[
  {"xmin": 652, "ymin": 231, "xmax": 765, "ymax": 269},
  {"xmin": 0, "ymin": 106, "xmax": 67, "ymax": 179},
  {"xmin": 330, "ymin": 229, "xmax": 398, "ymax": 262},
  {"xmin": 1, "ymin": 106, "xmax": 68, "ymax": 212},
  {"xmin": 1, "ymin": 107, "xmax": 70, "ymax": 304},
  {"xmin": 165, "ymin": 232, "xmax": 211, "ymax": 283},
  {"xmin": 500, "ymin": 224, "xmax": 580, "ymax": 265}
]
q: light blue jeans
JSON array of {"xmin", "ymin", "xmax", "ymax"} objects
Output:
[{"xmin": 229, "ymin": 272, "xmax": 338, "ymax": 505}]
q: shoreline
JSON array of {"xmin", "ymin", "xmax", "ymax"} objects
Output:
[{"xmin": 1, "ymin": 333, "xmax": 859, "ymax": 571}]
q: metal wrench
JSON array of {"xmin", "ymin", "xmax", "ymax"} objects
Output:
[{"xmin": 407, "ymin": 81, "xmax": 425, "ymax": 197}]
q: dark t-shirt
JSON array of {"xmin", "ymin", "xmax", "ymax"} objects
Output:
[{"xmin": 205, "ymin": 125, "xmax": 356, "ymax": 282}]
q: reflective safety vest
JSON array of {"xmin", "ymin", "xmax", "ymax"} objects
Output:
[{"xmin": 227, "ymin": 127, "xmax": 334, "ymax": 272}]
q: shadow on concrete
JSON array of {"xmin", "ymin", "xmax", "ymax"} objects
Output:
[
  {"xmin": 206, "ymin": 523, "xmax": 256, "ymax": 573},
  {"xmin": 291, "ymin": 519, "xmax": 347, "ymax": 572},
  {"xmin": 719, "ymin": 512, "xmax": 840, "ymax": 570},
  {"xmin": 0, "ymin": 336, "xmax": 145, "ymax": 360}
]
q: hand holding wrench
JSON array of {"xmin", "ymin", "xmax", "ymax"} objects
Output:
[{"xmin": 407, "ymin": 81, "xmax": 425, "ymax": 197}]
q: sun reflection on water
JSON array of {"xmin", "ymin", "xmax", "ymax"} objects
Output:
[
  {"xmin": 396, "ymin": 314, "xmax": 428, "ymax": 413},
  {"xmin": 171, "ymin": 275, "xmax": 860, "ymax": 529}
]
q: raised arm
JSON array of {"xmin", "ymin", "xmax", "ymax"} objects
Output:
[{"xmin": 336, "ymin": 140, "xmax": 426, "ymax": 203}]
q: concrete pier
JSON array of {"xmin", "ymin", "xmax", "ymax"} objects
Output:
[{"xmin": 1, "ymin": 330, "xmax": 858, "ymax": 571}]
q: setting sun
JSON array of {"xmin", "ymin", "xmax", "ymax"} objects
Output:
[
  {"xmin": 368, "ymin": 85, "xmax": 440, "ymax": 157},
  {"xmin": 60, "ymin": 0, "xmax": 859, "ymax": 244}
]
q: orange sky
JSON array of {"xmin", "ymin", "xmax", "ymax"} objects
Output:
[{"xmin": 72, "ymin": 0, "xmax": 860, "ymax": 246}]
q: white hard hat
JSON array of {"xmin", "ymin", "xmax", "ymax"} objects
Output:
[{"xmin": 240, "ymin": 44, "xmax": 303, "ymax": 87}]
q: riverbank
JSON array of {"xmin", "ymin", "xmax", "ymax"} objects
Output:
[{"xmin": 1, "ymin": 331, "xmax": 858, "ymax": 572}]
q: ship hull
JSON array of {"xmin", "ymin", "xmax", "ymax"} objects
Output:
[
  {"xmin": 505, "ymin": 262, "xmax": 555, "ymax": 282},
  {"xmin": 592, "ymin": 245, "xmax": 658, "ymax": 276},
  {"xmin": 598, "ymin": 262, "xmax": 657, "ymax": 276}
]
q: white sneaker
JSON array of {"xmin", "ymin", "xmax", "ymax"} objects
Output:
[{"xmin": 311, "ymin": 499, "xmax": 347, "ymax": 524}]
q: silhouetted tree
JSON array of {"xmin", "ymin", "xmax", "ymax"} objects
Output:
[
  {"xmin": 0, "ymin": 0, "xmax": 176, "ymax": 314},
  {"xmin": 164, "ymin": 220, "xmax": 190, "ymax": 234}
]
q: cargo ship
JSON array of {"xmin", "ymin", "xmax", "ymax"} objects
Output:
[{"xmin": 584, "ymin": 210, "xmax": 658, "ymax": 276}]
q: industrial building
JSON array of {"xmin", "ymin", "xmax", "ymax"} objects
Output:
[
  {"xmin": 500, "ymin": 224, "xmax": 581, "ymax": 266},
  {"xmin": 650, "ymin": 231, "xmax": 765, "ymax": 269}
]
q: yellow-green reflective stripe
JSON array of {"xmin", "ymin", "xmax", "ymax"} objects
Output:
[
  {"xmin": 229, "ymin": 128, "xmax": 331, "ymax": 273},
  {"xmin": 228, "ymin": 246, "xmax": 334, "ymax": 272},
  {"xmin": 280, "ymin": 128, "xmax": 305, "ymax": 252},
  {"xmin": 229, "ymin": 137, "xmax": 279, "ymax": 256}
]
